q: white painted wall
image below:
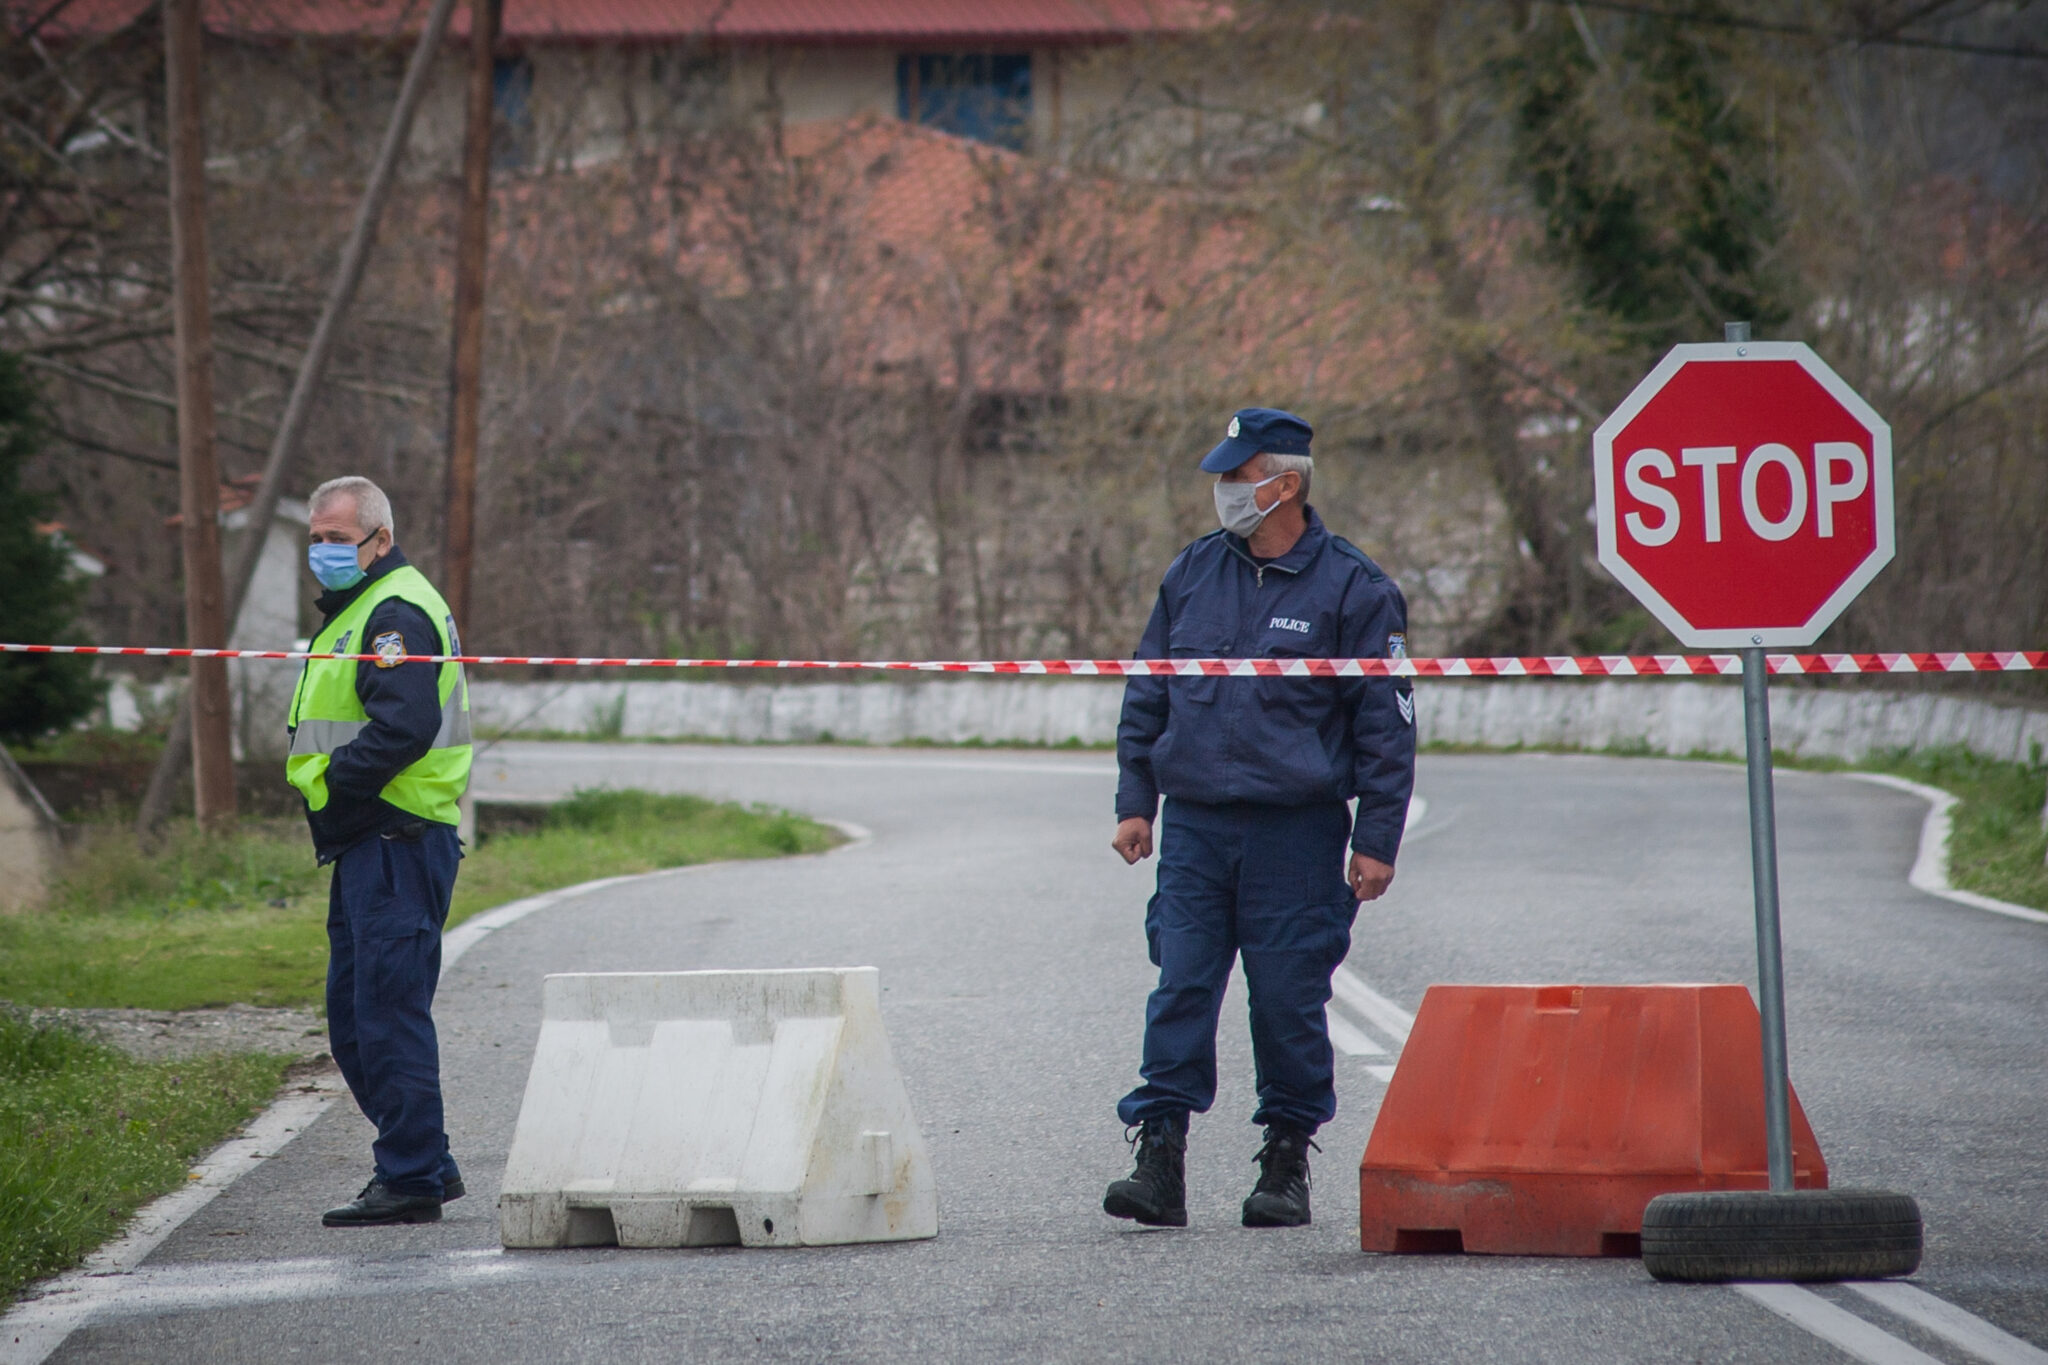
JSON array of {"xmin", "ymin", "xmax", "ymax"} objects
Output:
[
  {"xmin": 463, "ymin": 676, "xmax": 2048, "ymax": 766},
  {"xmin": 225, "ymin": 500, "xmax": 309, "ymax": 761},
  {"xmin": 468, "ymin": 677, "xmax": 1126, "ymax": 748}
]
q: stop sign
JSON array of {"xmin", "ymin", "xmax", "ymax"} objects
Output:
[{"xmin": 1593, "ymin": 342, "xmax": 1894, "ymax": 648}]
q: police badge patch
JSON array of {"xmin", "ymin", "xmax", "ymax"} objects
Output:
[
  {"xmin": 373, "ymin": 631, "xmax": 407, "ymax": 669},
  {"xmin": 1227, "ymin": 416, "xmax": 1240, "ymax": 437},
  {"xmin": 1387, "ymin": 632, "xmax": 1407, "ymax": 659}
]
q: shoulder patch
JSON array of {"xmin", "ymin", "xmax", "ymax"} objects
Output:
[
  {"xmin": 373, "ymin": 630, "xmax": 407, "ymax": 669},
  {"xmin": 1387, "ymin": 632, "xmax": 1407, "ymax": 659}
]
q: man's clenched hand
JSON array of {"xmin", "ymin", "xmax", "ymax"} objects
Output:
[
  {"xmin": 1349, "ymin": 852, "xmax": 1395, "ymax": 901},
  {"xmin": 1112, "ymin": 817, "xmax": 1154, "ymax": 864}
]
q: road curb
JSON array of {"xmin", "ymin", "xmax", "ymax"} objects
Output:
[{"xmin": 1842, "ymin": 772, "xmax": 2048, "ymax": 926}]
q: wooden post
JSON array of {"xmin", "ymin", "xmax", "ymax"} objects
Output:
[
  {"xmin": 135, "ymin": 0, "xmax": 462, "ymax": 839},
  {"xmin": 443, "ymin": 0, "xmax": 499, "ymax": 630},
  {"xmin": 164, "ymin": 0, "xmax": 236, "ymax": 830}
]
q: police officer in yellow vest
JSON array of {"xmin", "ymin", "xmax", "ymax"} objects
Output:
[{"xmin": 289, "ymin": 476, "xmax": 472, "ymax": 1227}]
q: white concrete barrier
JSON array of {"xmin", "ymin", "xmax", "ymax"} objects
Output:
[{"xmin": 499, "ymin": 967, "xmax": 937, "ymax": 1249}]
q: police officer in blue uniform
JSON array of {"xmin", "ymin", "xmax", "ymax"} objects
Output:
[{"xmin": 1104, "ymin": 408, "xmax": 1415, "ymax": 1229}]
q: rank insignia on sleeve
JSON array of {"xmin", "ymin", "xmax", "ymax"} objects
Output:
[
  {"xmin": 1396, "ymin": 691, "xmax": 1415, "ymax": 725},
  {"xmin": 373, "ymin": 631, "xmax": 407, "ymax": 668},
  {"xmin": 1387, "ymin": 632, "xmax": 1407, "ymax": 659}
]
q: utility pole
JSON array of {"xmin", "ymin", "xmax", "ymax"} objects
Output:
[
  {"xmin": 135, "ymin": 0, "xmax": 462, "ymax": 838},
  {"xmin": 443, "ymin": 0, "xmax": 499, "ymax": 630},
  {"xmin": 164, "ymin": 0, "xmax": 236, "ymax": 830}
]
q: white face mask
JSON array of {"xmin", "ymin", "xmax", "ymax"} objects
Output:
[{"xmin": 1214, "ymin": 474, "xmax": 1287, "ymax": 538}]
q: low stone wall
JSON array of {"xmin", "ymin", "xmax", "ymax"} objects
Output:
[
  {"xmin": 1421, "ymin": 679, "xmax": 2048, "ymax": 763},
  {"xmin": 465, "ymin": 676, "xmax": 2048, "ymax": 765},
  {"xmin": 467, "ymin": 678, "xmax": 1129, "ymax": 748}
]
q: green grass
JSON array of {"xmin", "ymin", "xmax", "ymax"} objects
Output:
[
  {"xmin": 1834, "ymin": 747, "xmax": 2047, "ymax": 912},
  {"xmin": 0, "ymin": 1009, "xmax": 290, "ymax": 1307},
  {"xmin": 445, "ymin": 789, "xmax": 838, "ymax": 928},
  {"xmin": 0, "ymin": 789, "xmax": 842, "ymax": 1012}
]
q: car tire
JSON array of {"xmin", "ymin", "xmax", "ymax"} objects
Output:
[{"xmin": 1641, "ymin": 1189, "xmax": 1922, "ymax": 1283}]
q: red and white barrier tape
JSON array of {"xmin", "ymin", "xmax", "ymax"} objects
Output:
[{"xmin": 3, "ymin": 643, "xmax": 2043, "ymax": 677}]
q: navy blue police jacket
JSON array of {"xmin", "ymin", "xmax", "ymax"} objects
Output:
[
  {"xmin": 295, "ymin": 548, "xmax": 452, "ymax": 864},
  {"xmin": 1114, "ymin": 507, "xmax": 1417, "ymax": 865}
]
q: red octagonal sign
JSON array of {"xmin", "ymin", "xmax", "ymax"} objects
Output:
[{"xmin": 1593, "ymin": 342, "xmax": 1894, "ymax": 649}]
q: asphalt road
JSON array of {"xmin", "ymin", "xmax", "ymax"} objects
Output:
[{"xmin": 33, "ymin": 745, "xmax": 2048, "ymax": 1363}]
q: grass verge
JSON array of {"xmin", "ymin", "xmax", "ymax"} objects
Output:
[
  {"xmin": 0, "ymin": 1009, "xmax": 290, "ymax": 1308},
  {"xmin": 1816, "ymin": 747, "xmax": 2047, "ymax": 912},
  {"xmin": 0, "ymin": 788, "xmax": 843, "ymax": 1012}
]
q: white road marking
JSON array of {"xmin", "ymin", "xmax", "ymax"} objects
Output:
[
  {"xmin": 441, "ymin": 821, "xmax": 872, "ymax": 979},
  {"xmin": 1846, "ymin": 772, "xmax": 2048, "ymax": 927},
  {"xmin": 1403, "ymin": 795, "xmax": 1428, "ymax": 834},
  {"xmin": 1364, "ymin": 1064, "xmax": 1398, "ymax": 1083},
  {"xmin": 1848, "ymin": 1282, "xmax": 2048, "ymax": 1365},
  {"xmin": 1330, "ymin": 966, "xmax": 1415, "ymax": 1047},
  {"xmin": 1735, "ymin": 1284, "xmax": 1945, "ymax": 1365},
  {"xmin": 8, "ymin": 1250, "xmax": 561, "ymax": 1326},
  {"xmin": 1326, "ymin": 1010, "xmax": 1386, "ymax": 1057}
]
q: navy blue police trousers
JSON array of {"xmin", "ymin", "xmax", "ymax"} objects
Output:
[
  {"xmin": 1118, "ymin": 798, "xmax": 1359, "ymax": 1134},
  {"xmin": 326, "ymin": 824, "xmax": 463, "ymax": 1198}
]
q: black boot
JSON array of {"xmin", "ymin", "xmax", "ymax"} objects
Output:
[
  {"xmin": 1241, "ymin": 1125, "xmax": 1317, "ymax": 1228},
  {"xmin": 1103, "ymin": 1114, "xmax": 1188, "ymax": 1227},
  {"xmin": 322, "ymin": 1179, "xmax": 443, "ymax": 1227}
]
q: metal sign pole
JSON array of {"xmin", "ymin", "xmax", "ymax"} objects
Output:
[
  {"xmin": 1717, "ymin": 319, "xmax": 1795, "ymax": 1195},
  {"xmin": 1741, "ymin": 644, "xmax": 1797, "ymax": 1194}
]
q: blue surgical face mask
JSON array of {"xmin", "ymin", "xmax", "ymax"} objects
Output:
[{"xmin": 308, "ymin": 533, "xmax": 373, "ymax": 591}]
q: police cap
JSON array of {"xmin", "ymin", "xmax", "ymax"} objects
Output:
[{"xmin": 1200, "ymin": 407, "xmax": 1314, "ymax": 473}]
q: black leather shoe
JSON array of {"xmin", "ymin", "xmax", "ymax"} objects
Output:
[
  {"xmin": 442, "ymin": 1177, "xmax": 465, "ymax": 1204},
  {"xmin": 1242, "ymin": 1125, "xmax": 1318, "ymax": 1228},
  {"xmin": 1104, "ymin": 1114, "xmax": 1189, "ymax": 1227},
  {"xmin": 323, "ymin": 1180, "xmax": 443, "ymax": 1227}
]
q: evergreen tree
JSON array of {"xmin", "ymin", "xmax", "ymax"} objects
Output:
[
  {"xmin": 0, "ymin": 351, "xmax": 100, "ymax": 744},
  {"xmin": 1509, "ymin": 5, "xmax": 1795, "ymax": 356}
]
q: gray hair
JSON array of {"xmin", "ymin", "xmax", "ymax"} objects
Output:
[
  {"xmin": 1259, "ymin": 451, "xmax": 1313, "ymax": 499},
  {"xmin": 308, "ymin": 476, "xmax": 395, "ymax": 540}
]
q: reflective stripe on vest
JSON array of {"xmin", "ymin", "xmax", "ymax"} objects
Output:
[
  {"xmin": 285, "ymin": 688, "xmax": 474, "ymax": 758},
  {"xmin": 285, "ymin": 564, "xmax": 471, "ymax": 826}
]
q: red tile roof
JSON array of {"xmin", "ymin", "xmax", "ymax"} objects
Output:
[
  {"xmin": 395, "ymin": 115, "xmax": 1416, "ymax": 403},
  {"xmin": 24, "ymin": 0, "xmax": 1214, "ymax": 44}
]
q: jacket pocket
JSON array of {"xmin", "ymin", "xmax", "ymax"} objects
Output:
[{"xmin": 1166, "ymin": 618, "xmax": 1232, "ymax": 707}]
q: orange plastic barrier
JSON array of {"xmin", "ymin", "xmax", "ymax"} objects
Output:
[{"xmin": 1359, "ymin": 984, "xmax": 1827, "ymax": 1257}]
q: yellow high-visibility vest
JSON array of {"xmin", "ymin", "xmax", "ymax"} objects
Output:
[{"xmin": 285, "ymin": 564, "xmax": 470, "ymax": 826}]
